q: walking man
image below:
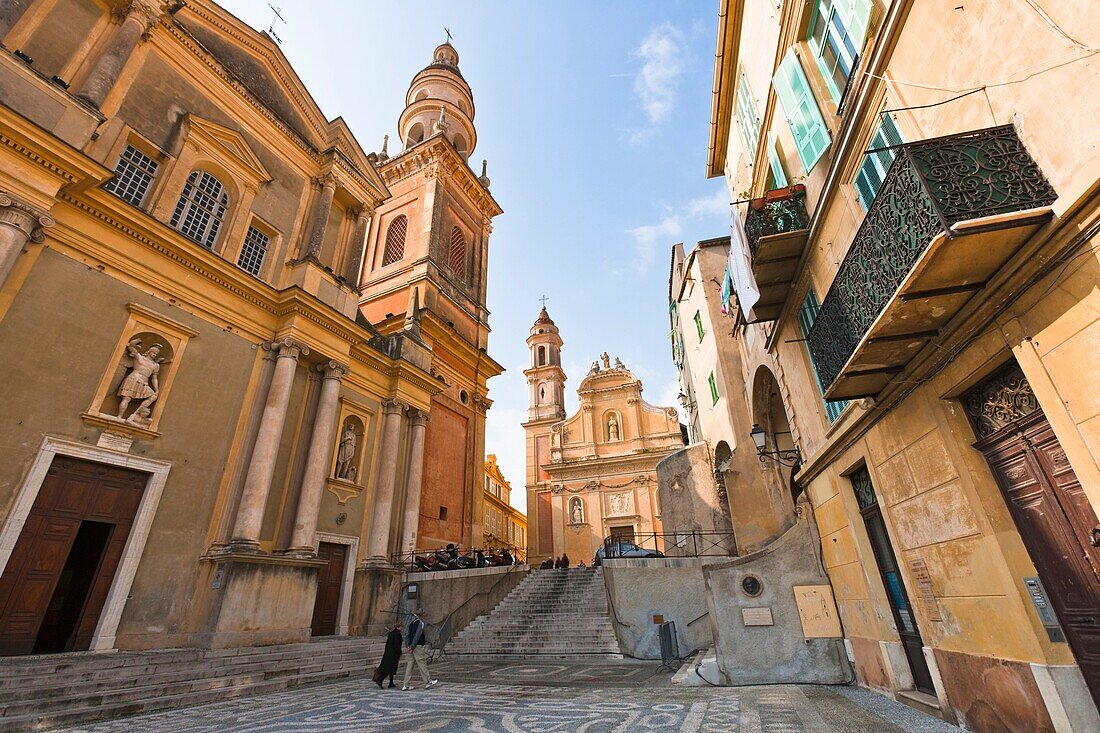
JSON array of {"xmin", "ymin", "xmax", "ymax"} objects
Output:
[{"xmin": 401, "ymin": 609, "xmax": 437, "ymax": 691}]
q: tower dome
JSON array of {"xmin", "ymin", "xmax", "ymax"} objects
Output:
[{"xmin": 398, "ymin": 41, "xmax": 476, "ymax": 159}]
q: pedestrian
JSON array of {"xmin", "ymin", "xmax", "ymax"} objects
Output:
[
  {"xmin": 553, "ymin": 555, "xmax": 561, "ymax": 569},
  {"xmin": 401, "ymin": 609, "xmax": 437, "ymax": 691},
  {"xmin": 374, "ymin": 622, "xmax": 402, "ymax": 689},
  {"xmin": 577, "ymin": 560, "xmax": 586, "ymax": 568},
  {"xmin": 561, "ymin": 553, "xmax": 570, "ymax": 569}
]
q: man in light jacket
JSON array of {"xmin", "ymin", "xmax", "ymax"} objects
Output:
[{"xmin": 401, "ymin": 609, "xmax": 437, "ymax": 691}]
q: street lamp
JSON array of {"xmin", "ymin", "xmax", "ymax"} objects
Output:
[{"xmin": 749, "ymin": 423, "xmax": 801, "ymax": 468}]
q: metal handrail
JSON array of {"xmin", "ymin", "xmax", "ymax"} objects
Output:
[{"xmin": 599, "ymin": 531, "xmax": 738, "ymax": 560}]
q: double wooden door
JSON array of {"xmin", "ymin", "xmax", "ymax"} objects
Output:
[
  {"xmin": 310, "ymin": 542, "xmax": 347, "ymax": 637},
  {"xmin": 0, "ymin": 457, "xmax": 148, "ymax": 655},
  {"xmin": 973, "ymin": 401, "xmax": 1100, "ymax": 707}
]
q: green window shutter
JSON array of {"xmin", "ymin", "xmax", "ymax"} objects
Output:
[
  {"xmin": 694, "ymin": 311, "xmax": 705, "ymax": 341},
  {"xmin": 708, "ymin": 373, "xmax": 719, "ymax": 405},
  {"xmin": 843, "ymin": 0, "xmax": 876, "ymax": 52},
  {"xmin": 798, "ymin": 286, "xmax": 848, "ymax": 422},
  {"xmin": 766, "ymin": 133, "xmax": 788, "ymax": 189},
  {"xmin": 773, "ymin": 50, "xmax": 831, "ymax": 172},
  {"xmin": 735, "ymin": 72, "xmax": 761, "ymax": 157},
  {"xmin": 855, "ymin": 113, "xmax": 904, "ymax": 211}
]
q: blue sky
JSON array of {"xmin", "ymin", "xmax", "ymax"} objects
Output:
[{"xmin": 219, "ymin": 1, "xmax": 731, "ymax": 512}]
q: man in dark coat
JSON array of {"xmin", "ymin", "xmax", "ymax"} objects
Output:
[
  {"xmin": 375, "ymin": 622, "xmax": 402, "ymax": 689},
  {"xmin": 561, "ymin": 553, "xmax": 570, "ymax": 569}
]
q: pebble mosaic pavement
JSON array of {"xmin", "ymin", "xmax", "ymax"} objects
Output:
[{"xmin": 53, "ymin": 660, "xmax": 963, "ymax": 733}]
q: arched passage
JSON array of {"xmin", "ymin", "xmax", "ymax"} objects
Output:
[{"xmin": 750, "ymin": 365, "xmax": 800, "ymax": 521}]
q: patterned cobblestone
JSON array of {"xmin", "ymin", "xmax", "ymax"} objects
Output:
[{"xmin": 52, "ymin": 660, "xmax": 962, "ymax": 733}]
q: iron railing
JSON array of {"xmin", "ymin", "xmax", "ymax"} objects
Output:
[
  {"xmin": 392, "ymin": 544, "xmax": 527, "ymax": 573},
  {"xmin": 744, "ymin": 184, "xmax": 810, "ymax": 259},
  {"xmin": 599, "ymin": 531, "xmax": 737, "ymax": 562},
  {"xmin": 806, "ymin": 125, "xmax": 1057, "ymax": 390}
]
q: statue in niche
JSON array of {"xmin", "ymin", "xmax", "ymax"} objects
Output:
[
  {"xmin": 116, "ymin": 339, "xmax": 165, "ymax": 422},
  {"xmin": 600, "ymin": 352, "xmax": 610, "ymax": 370},
  {"xmin": 608, "ymin": 414, "xmax": 620, "ymax": 441},
  {"xmin": 614, "ymin": 357, "xmax": 624, "ymax": 369},
  {"xmin": 335, "ymin": 422, "xmax": 358, "ymax": 481},
  {"xmin": 570, "ymin": 497, "xmax": 585, "ymax": 525}
]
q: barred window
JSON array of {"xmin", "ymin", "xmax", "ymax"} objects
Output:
[
  {"xmin": 448, "ymin": 226, "xmax": 466, "ymax": 278},
  {"xmin": 382, "ymin": 214, "xmax": 407, "ymax": 266},
  {"xmin": 171, "ymin": 171, "xmax": 229, "ymax": 248},
  {"xmin": 237, "ymin": 225, "xmax": 270, "ymax": 277},
  {"xmin": 104, "ymin": 145, "xmax": 159, "ymax": 207}
]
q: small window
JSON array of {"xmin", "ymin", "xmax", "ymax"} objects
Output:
[
  {"xmin": 694, "ymin": 311, "xmax": 706, "ymax": 342},
  {"xmin": 382, "ymin": 214, "xmax": 407, "ymax": 266},
  {"xmin": 538, "ymin": 345, "xmax": 546, "ymax": 366},
  {"xmin": 237, "ymin": 225, "xmax": 270, "ymax": 277},
  {"xmin": 171, "ymin": 170, "xmax": 229, "ymax": 248},
  {"xmin": 438, "ymin": 506, "xmax": 448, "ymax": 521},
  {"xmin": 798, "ymin": 286, "xmax": 848, "ymax": 422},
  {"xmin": 448, "ymin": 226, "xmax": 466, "ymax": 278},
  {"xmin": 855, "ymin": 113, "xmax": 904, "ymax": 211},
  {"xmin": 735, "ymin": 70, "xmax": 761, "ymax": 158},
  {"xmin": 105, "ymin": 144, "xmax": 159, "ymax": 207},
  {"xmin": 708, "ymin": 372, "xmax": 719, "ymax": 405},
  {"xmin": 807, "ymin": 0, "xmax": 875, "ymax": 103}
]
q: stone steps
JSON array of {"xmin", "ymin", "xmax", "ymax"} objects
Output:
[
  {"xmin": 445, "ymin": 567, "xmax": 623, "ymax": 660},
  {"xmin": 0, "ymin": 636, "xmax": 385, "ymax": 731}
]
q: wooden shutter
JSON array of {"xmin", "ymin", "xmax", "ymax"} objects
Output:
[
  {"xmin": 773, "ymin": 50, "xmax": 831, "ymax": 172},
  {"xmin": 382, "ymin": 215, "xmax": 407, "ymax": 266},
  {"xmin": 766, "ymin": 133, "xmax": 788, "ymax": 189},
  {"xmin": 841, "ymin": 0, "xmax": 876, "ymax": 52},
  {"xmin": 855, "ymin": 113, "xmax": 903, "ymax": 210}
]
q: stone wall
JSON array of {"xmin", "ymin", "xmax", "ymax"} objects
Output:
[
  {"xmin": 399, "ymin": 565, "xmax": 530, "ymax": 646},
  {"xmin": 602, "ymin": 557, "xmax": 716, "ymax": 660},
  {"xmin": 656, "ymin": 444, "xmax": 734, "ymax": 542},
  {"xmin": 702, "ymin": 509, "xmax": 850, "ymax": 684}
]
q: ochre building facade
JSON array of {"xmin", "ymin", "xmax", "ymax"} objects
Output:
[
  {"xmin": 697, "ymin": 1, "xmax": 1100, "ymax": 731},
  {"xmin": 523, "ymin": 308, "xmax": 683, "ymax": 565},
  {"xmin": 0, "ymin": 0, "xmax": 500, "ymax": 656},
  {"xmin": 481, "ymin": 455, "xmax": 526, "ymax": 557}
]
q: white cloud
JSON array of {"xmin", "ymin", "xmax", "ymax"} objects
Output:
[
  {"xmin": 633, "ymin": 23, "xmax": 686, "ymax": 125},
  {"xmin": 619, "ymin": 189, "xmax": 729, "ymax": 276}
]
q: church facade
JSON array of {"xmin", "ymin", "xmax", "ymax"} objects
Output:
[
  {"xmin": 523, "ymin": 308, "xmax": 683, "ymax": 564},
  {"xmin": 0, "ymin": 0, "xmax": 498, "ymax": 655}
]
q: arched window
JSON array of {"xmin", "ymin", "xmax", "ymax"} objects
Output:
[
  {"xmin": 453, "ymin": 133, "xmax": 468, "ymax": 156},
  {"xmin": 448, "ymin": 226, "xmax": 466, "ymax": 278},
  {"xmin": 382, "ymin": 215, "xmax": 407, "ymax": 266},
  {"xmin": 171, "ymin": 170, "xmax": 228, "ymax": 248},
  {"xmin": 537, "ymin": 345, "xmax": 547, "ymax": 366},
  {"xmin": 406, "ymin": 122, "xmax": 425, "ymax": 148}
]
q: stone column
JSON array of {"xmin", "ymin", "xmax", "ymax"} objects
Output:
[
  {"xmin": 0, "ymin": 192, "xmax": 52, "ymax": 289},
  {"xmin": 364, "ymin": 398, "xmax": 406, "ymax": 562},
  {"xmin": 286, "ymin": 361, "xmax": 347, "ymax": 555},
  {"xmin": 343, "ymin": 206, "xmax": 371, "ymax": 285},
  {"xmin": 399, "ymin": 409, "xmax": 430, "ymax": 555},
  {"xmin": 0, "ymin": 0, "xmax": 35, "ymax": 40},
  {"xmin": 230, "ymin": 338, "xmax": 308, "ymax": 550},
  {"xmin": 77, "ymin": 1, "xmax": 162, "ymax": 109},
  {"xmin": 304, "ymin": 173, "xmax": 337, "ymax": 260}
]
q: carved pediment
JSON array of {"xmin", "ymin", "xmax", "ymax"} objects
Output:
[{"xmin": 182, "ymin": 115, "xmax": 271, "ymax": 186}]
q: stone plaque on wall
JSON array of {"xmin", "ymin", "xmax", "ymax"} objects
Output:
[
  {"xmin": 742, "ymin": 607, "xmax": 774, "ymax": 626},
  {"xmin": 908, "ymin": 558, "xmax": 942, "ymax": 622},
  {"xmin": 793, "ymin": 585, "xmax": 842, "ymax": 638},
  {"xmin": 605, "ymin": 491, "xmax": 634, "ymax": 517}
]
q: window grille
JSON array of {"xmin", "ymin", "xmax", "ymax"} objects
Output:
[
  {"xmin": 237, "ymin": 225, "xmax": 270, "ymax": 277},
  {"xmin": 382, "ymin": 215, "xmax": 407, "ymax": 266},
  {"xmin": 171, "ymin": 170, "xmax": 228, "ymax": 248},
  {"xmin": 104, "ymin": 145, "xmax": 158, "ymax": 207}
]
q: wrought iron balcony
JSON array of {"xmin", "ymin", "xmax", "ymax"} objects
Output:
[
  {"xmin": 806, "ymin": 125, "xmax": 1057, "ymax": 400},
  {"xmin": 744, "ymin": 185, "xmax": 811, "ymax": 323}
]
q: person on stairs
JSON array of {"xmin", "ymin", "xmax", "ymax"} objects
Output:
[
  {"xmin": 374, "ymin": 622, "xmax": 402, "ymax": 689},
  {"xmin": 560, "ymin": 553, "xmax": 570, "ymax": 569},
  {"xmin": 401, "ymin": 609, "xmax": 437, "ymax": 691}
]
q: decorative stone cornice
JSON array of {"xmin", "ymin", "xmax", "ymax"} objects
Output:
[{"xmin": 378, "ymin": 135, "xmax": 502, "ymax": 219}]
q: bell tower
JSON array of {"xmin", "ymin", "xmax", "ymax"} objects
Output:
[
  {"xmin": 358, "ymin": 40, "xmax": 504, "ymax": 549},
  {"xmin": 525, "ymin": 307, "xmax": 566, "ymax": 422}
]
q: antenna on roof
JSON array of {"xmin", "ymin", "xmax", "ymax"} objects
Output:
[{"xmin": 266, "ymin": 4, "xmax": 286, "ymax": 44}]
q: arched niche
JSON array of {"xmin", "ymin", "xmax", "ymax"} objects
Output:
[
  {"xmin": 333, "ymin": 414, "xmax": 365, "ymax": 484},
  {"xmin": 568, "ymin": 495, "xmax": 586, "ymax": 525},
  {"xmin": 604, "ymin": 410, "xmax": 623, "ymax": 442},
  {"xmin": 751, "ymin": 365, "xmax": 800, "ymax": 505},
  {"xmin": 99, "ymin": 331, "xmax": 175, "ymax": 424}
]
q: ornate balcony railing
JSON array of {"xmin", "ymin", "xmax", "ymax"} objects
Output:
[
  {"xmin": 744, "ymin": 184, "xmax": 810, "ymax": 259},
  {"xmin": 806, "ymin": 125, "xmax": 1057, "ymax": 392}
]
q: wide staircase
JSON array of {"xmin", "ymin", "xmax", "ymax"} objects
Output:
[
  {"xmin": 445, "ymin": 566, "xmax": 623, "ymax": 660},
  {"xmin": 0, "ymin": 636, "xmax": 384, "ymax": 732}
]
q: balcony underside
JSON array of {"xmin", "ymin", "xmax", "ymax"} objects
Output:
[
  {"xmin": 748, "ymin": 228, "xmax": 809, "ymax": 323},
  {"xmin": 823, "ymin": 207, "xmax": 1052, "ymax": 401}
]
